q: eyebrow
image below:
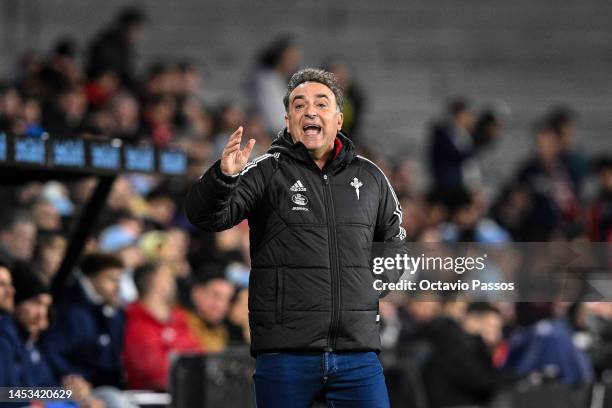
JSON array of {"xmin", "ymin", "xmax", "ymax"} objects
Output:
[{"xmin": 292, "ymin": 94, "xmax": 331, "ymax": 103}]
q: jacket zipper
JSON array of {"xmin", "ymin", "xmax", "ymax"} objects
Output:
[{"xmin": 322, "ymin": 173, "xmax": 341, "ymax": 351}]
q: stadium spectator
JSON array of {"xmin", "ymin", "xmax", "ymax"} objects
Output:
[
  {"xmin": 502, "ymin": 302, "xmax": 593, "ymax": 384},
  {"xmin": 33, "ymin": 233, "xmax": 67, "ymax": 284},
  {"xmin": 225, "ymin": 287, "xmax": 250, "ymax": 345},
  {"xmin": 419, "ymin": 301, "xmax": 513, "ymax": 408},
  {"xmin": 471, "ymin": 109, "xmax": 504, "ymax": 152},
  {"xmin": 85, "ymin": 66, "xmax": 120, "ymax": 108},
  {"xmin": 31, "ymin": 197, "xmax": 62, "ymax": 234},
  {"xmin": 514, "ymin": 120, "xmax": 581, "ymax": 240},
  {"xmin": 439, "ymin": 188, "xmax": 510, "ymax": 243},
  {"xmin": 185, "ymin": 269, "xmax": 235, "ymax": 352},
  {"xmin": 587, "ymin": 155, "xmax": 612, "ymax": 242},
  {"xmin": 0, "ymin": 209, "xmax": 37, "ymax": 262},
  {"xmin": 142, "ymin": 94, "xmax": 176, "ymax": 148},
  {"xmin": 327, "ymin": 61, "xmax": 366, "ymax": 143},
  {"xmin": 249, "ymin": 35, "xmax": 302, "ymax": 133},
  {"xmin": 1, "ymin": 261, "xmax": 55, "ymax": 387},
  {"xmin": 0, "ymin": 83, "xmax": 23, "ymax": 133},
  {"xmin": 87, "ymin": 7, "xmax": 146, "ymax": 89},
  {"xmin": 0, "ymin": 258, "xmax": 16, "ymax": 386},
  {"xmin": 123, "ymin": 262, "xmax": 201, "ymax": 391},
  {"xmin": 548, "ymin": 106, "xmax": 589, "ymax": 193},
  {"xmin": 41, "ymin": 253, "xmax": 125, "ymax": 388},
  {"xmin": 41, "ymin": 83, "xmax": 87, "ymax": 138},
  {"xmin": 38, "ymin": 38, "xmax": 82, "ymax": 100},
  {"xmin": 109, "ymin": 92, "xmax": 141, "ymax": 142},
  {"xmin": 428, "ymin": 98, "xmax": 480, "ymax": 190}
]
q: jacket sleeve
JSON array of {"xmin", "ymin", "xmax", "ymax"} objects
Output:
[
  {"xmin": 373, "ymin": 170, "xmax": 407, "ymax": 296},
  {"xmin": 185, "ymin": 155, "xmax": 273, "ymax": 232}
]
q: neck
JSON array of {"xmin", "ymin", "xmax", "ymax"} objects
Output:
[
  {"xmin": 142, "ymin": 296, "xmax": 171, "ymax": 322},
  {"xmin": 311, "ymin": 148, "xmax": 333, "ymax": 170}
]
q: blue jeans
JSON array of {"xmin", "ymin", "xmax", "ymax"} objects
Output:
[{"xmin": 253, "ymin": 351, "xmax": 390, "ymax": 408}]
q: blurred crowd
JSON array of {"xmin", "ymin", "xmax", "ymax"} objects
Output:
[{"xmin": 0, "ymin": 5, "xmax": 611, "ymax": 408}]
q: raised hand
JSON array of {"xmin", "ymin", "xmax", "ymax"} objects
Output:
[{"xmin": 220, "ymin": 126, "xmax": 256, "ymax": 176}]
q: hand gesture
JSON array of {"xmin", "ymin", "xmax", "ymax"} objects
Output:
[{"xmin": 220, "ymin": 126, "xmax": 256, "ymax": 176}]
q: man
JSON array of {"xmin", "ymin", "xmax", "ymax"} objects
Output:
[
  {"xmin": 0, "ymin": 261, "xmax": 56, "ymax": 387},
  {"xmin": 0, "ymin": 209, "xmax": 37, "ymax": 262},
  {"xmin": 87, "ymin": 7, "xmax": 146, "ymax": 89},
  {"xmin": 123, "ymin": 262, "xmax": 201, "ymax": 391},
  {"xmin": 185, "ymin": 269, "xmax": 236, "ymax": 352},
  {"xmin": 186, "ymin": 68, "xmax": 405, "ymax": 407},
  {"xmin": 0, "ymin": 257, "xmax": 16, "ymax": 386},
  {"xmin": 419, "ymin": 301, "xmax": 513, "ymax": 408},
  {"xmin": 428, "ymin": 98, "xmax": 480, "ymax": 190},
  {"xmin": 41, "ymin": 252, "xmax": 125, "ymax": 388}
]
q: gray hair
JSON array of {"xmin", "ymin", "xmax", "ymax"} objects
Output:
[{"xmin": 283, "ymin": 68, "xmax": 344, "ymax": 113}]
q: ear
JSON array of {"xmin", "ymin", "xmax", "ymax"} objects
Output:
[
  {"xmin": 336, "ymin": 112, "xmax": 344, "ymax": 132},
  {"xmin": 285, "ymin": 114, "xmax": 290, "ymax": 133}
]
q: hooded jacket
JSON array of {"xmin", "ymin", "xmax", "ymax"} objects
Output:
[
  {"xmin": 186, "ymin": 131, "xmax": 406, "ymax": 355},
  {"xmin": 40, "ymin": 276, "xmax": 124, "ymax": 388}
]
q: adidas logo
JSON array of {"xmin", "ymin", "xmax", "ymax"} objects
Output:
[{"xmin": 290, "ymin": 180, "xmax": 307, "ymax": 192}]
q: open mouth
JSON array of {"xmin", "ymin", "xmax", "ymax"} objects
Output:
[{"xmin": 303, "ymin": 124, "xmax": 322, "ymax": 137}]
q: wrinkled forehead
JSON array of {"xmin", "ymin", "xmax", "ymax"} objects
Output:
[{"xmin": 289, "ymin": 81, "xmax": 336, "ymax": 104}]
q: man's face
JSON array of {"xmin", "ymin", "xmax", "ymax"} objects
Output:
[
  {"xmin": 15, "ymin": 293, "xmax": 52, "ymax": 338},
  {"xmin": 89, "ymin": 268, "xmax": 122, "ymax": 307},
  {"xmin": 0, "ymin": 267, "xmax": 15, "ymax": 313},
  {"xmin": 285, "ymin": 81, "xmax": 343, "ymax": 158},
  {"xmin": 152, "ymin": 264, "xmax": 176, "ymax": 303},
  {"xmin": 1, "ymin": 221, "xmax": 37, "ymax": 261},
  {"xmin": 192, "ymin": 279, "xmax": 235, "ymax": 325}
]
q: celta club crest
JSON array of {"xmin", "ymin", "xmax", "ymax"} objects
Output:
[{"xmin": 350, "ymin": 177, "xmax": 363, "ymax": 200}]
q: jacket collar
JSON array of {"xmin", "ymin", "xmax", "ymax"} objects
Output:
[{"xmin": 269, "ymin": 128, "xmax": 355, "ymax": 173}]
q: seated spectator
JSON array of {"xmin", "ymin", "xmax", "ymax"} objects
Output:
[
  {"xmin": 33, "ymin": 233, "xmax": 67, "ymax": 285},
  {"xmin": 0, "ymin": 257, "xmax": 16, "ymax": 386},
  {"xmin": 419, "ymin": 300, "xmax": 512, "ymax": 408},
  {"xmin": 439, "ymin": 188, "xmax": 510, "ymax": 243},
  {"xmin": 41, "ymin": 253, "xmax": 125, "ymax": 388},
  {"xmin": 0, "ymin": 208, "xmax": 37, "ymax": 263},
  {"xmin": 123, "ymin": 262, "xmax": 202, "ymax": 391},
  {"xmin": 502, "ymin": 302, "xmax": 593, "ymax": 384},
  {"xmin": 185, "ymin": 269, "xmax": 235, "ymax": 352},
  {"xmin": 226, "ymin": 287, "xmax": 250, "ymax": 345},
  {"xmin": 1, "ymin": 261, "xmax": 56, "ymax": 387}
]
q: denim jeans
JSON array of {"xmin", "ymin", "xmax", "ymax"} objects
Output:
[{"xmin": 253, "ymin": 351, "xmax": 390, "ymax": 408}]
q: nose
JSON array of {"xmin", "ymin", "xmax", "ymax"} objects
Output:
[{"xmin": 305, "ymin": 107, "xmax": 317, "ymax": 118}]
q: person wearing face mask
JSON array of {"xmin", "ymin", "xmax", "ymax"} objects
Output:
[{"xmin": 186, "ymin": 68, "xmax": 405, "ymax": 408}]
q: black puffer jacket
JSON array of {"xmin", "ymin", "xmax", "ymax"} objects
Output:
[{"xmin": 186, "ymin": 131, "xmax": 405, "ymax": 355}]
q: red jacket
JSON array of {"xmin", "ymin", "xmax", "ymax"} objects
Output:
[{"xmin": 123, "ymin": 302, "xmax": 202, "ymax": 391}]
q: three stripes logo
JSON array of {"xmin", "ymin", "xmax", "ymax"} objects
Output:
[{"xmin": 290, "ymin": 180, "xmax": 307, "ymax": 192}]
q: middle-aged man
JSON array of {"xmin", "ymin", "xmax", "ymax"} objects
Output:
[{"xmin": 186, "ymin": 68, "xmax": 405, "ymax": 407}]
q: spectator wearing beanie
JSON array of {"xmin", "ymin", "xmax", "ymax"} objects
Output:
[
  {"xmin": 41, "ymin": 252, "xmax": 125, "ymax": 388},
  {"xmin": 123, "ymin": 262, "xmax": 202, "ymax": 391},
  {"xmin": 0, "ymin": 261, "xmax": 56, "ymax": 387}
]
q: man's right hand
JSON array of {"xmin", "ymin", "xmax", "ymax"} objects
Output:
[{"xmin": 220, "ymin": 126, "xmax": 256, "ymax": 176}]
